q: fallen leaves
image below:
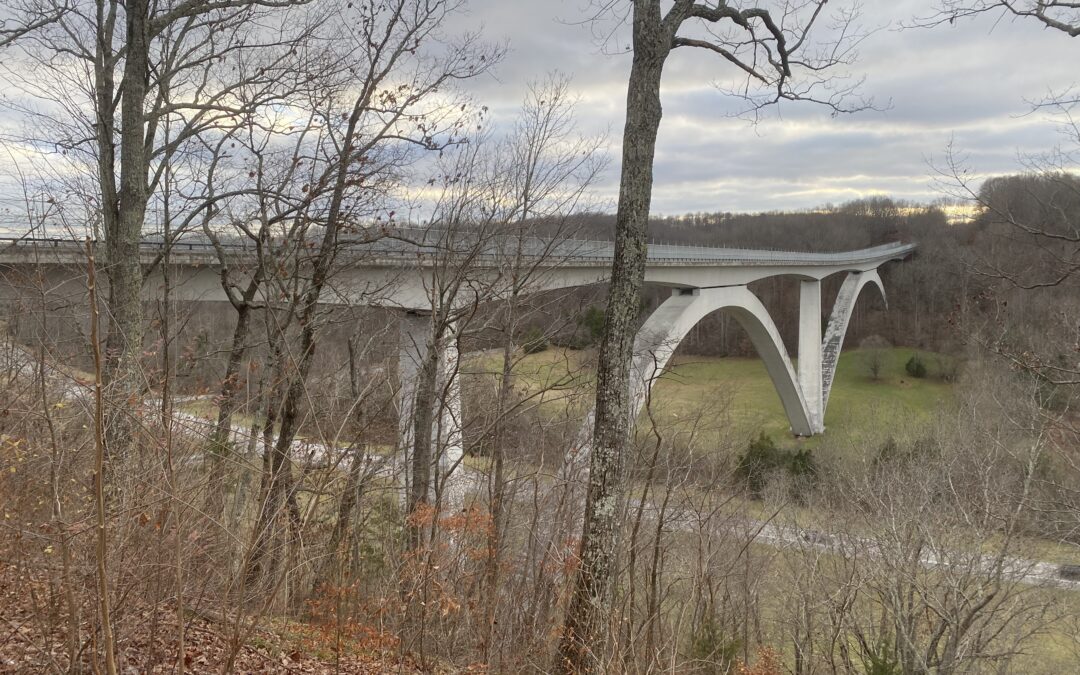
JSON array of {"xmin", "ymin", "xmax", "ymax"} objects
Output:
[{"xmin": 0, "ymin": 562, "xmax": 420, "ymax": 674}]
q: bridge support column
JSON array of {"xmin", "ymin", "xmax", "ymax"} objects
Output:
[
  {"xmin": 397, "ymin": 313, "xmax": 464, "ymax": 500},
  {"xmin": 798, "ymin": 280, "xmax": 825, "ymax": 434},
  {"xmin": 436, "ymin": 329, "xmax": 464, "ymax": 487}
]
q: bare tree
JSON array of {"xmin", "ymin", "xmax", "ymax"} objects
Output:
[
  {"xmin": 0, "ymin": 0, "xmax": 69, "ymax": 48},
  {"xmin": 821, "ymin": 366, "xmax": 1057, "ymax": 674},
  {"xmin": 0, "ymin": 0, "xmax": 326, "ymax": 474},
  {"xmin": 475, "ymin": 74, "xmax": 606, "ymax": 663},
  {"xmin": 240, "ymin": 0, "xmax": 497, "ymax": 592},
  {"xmin": 923, "ymin": 0, "xmax": 1079, "ymax": 395},
  {"xmin": 558, "ymin": 2, "xmax": 869, "ymax": 670}
]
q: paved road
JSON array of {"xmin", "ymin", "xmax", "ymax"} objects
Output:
[
  {"xmin": 0, "ymin": 342, "xmax": 475, "ymax": 504},
  {"xmin": 632, "ymin": 499, "xmax": 1080, "ymax": 590}
]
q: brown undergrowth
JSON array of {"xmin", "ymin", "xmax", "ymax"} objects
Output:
[{"xmin": 0, "ymin": 561, "xmax": 449, "ymax": 674}]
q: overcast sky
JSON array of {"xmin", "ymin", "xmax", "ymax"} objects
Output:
[{"xmin": 446, "ymin": 0, "xmax": 1079, "ymax": 214}]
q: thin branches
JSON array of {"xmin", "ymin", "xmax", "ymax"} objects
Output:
[{"xmin": 923, "ymin": 1, "xmax": 1080, "ymax": 37}]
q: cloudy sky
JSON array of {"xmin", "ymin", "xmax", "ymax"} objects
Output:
[{"xmin": 447, "ymin": 0, "xmax": 1078, "ymax": 214}]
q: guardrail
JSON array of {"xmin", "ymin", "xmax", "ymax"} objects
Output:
[{"xmin": 0, "ymin": 233, "xmax": 917, "ymax": 267}]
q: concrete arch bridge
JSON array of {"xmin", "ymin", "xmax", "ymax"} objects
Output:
[{"xmin": 0, "ymin": 234, "xmax": 916, "ymax": 471}]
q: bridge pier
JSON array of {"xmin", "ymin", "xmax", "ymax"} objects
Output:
[
  {"xmin": 397, "ymin": 312, "xmax": 464, "ymax": 501},
  {"xmin": 798, "ymin": 279, "xmax": 825, "ymax": 434}
]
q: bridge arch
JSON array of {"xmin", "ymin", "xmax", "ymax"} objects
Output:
[
  {"xmin": 821, "ymin": 270, "xmax": 885, "ymax": 409},
  {"xmin": 627, "ymin": 271, "xmax": 889, "ymax": 438},
  {"xmin": 628, "ymin": 285, "xmax": 815, "ymax": 436}
]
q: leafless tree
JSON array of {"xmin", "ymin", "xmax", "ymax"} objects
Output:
[
  {"xmin": 559, "ymin": 2, "xmax": 870, "ymax": 670},
  {"xmin": 0, "ymin": 0, "xmax": 69, "ymax": 48},
  {"xmin": 357, "ymin": 75, "xmax": 606, "ymax": 665},
  {"xmin": 923, "ymin": 1, "xmax": 1079, "ymax": 414},
  {"xmin": 0, "ymin": 0, "xmax": 329, "ymax": 477},
  {"xmin": 817, "ymin": 366, "xmax": 1059, "ymax": 674},
  {"xmin": 473, "ymin": 74, "xmax": 606, "ymax": 664},
  {"xmin": 235, "ymin": 0, "xmax": 497, "ymax": 593}
]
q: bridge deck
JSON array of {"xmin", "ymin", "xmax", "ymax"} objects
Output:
[{"xmin": 0, "ymin": 233, "xmax": 916, "ymax": 269}]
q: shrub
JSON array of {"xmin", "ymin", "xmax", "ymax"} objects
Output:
[
  {"xmin": 872, "ymin": 437, "xmax": 902, "ymax": 470},
  {"xmin": 862, "ymin": 349, "xmax": 885, "ymax": 380},
  {"xmin": 861, "ymin": 639, "xmax": 902, "ymax": 675},
  {"xmin": 871, "ymin": 436, "xmax": 936, "ymax": 480},
  {"xmin": 520, "ymin": 327, "xmax": 548, "ymax": 355},
  {"xmin": 735, "ymin": 433, "xmax": 817, "ymax": 500},
  {"xmin": 788, "ymin": 448, "xmax": 817, "ymax": 481},
  {"xmin": 905, "ymin": 353, "xmax": 927, "ymax": 378},
  {"xmin": 578, "ymin": 306, "xmax": 605, "ymax": 344},
  {"xmin": 735, "ymin": 433, "xmax": 783, "ymax": 496},
  {"xmin": 688, "ymin": 616, "xmax": 741, "ymax": 674}
]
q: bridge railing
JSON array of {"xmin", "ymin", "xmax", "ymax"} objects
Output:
[{"xmin": 0, "ymin": 232, "xmax": 917, "ymax": 267}]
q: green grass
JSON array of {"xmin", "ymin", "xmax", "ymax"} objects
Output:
[
  {"xmin": 481, "ymin": 346, "xmax": 954, "ymax": 454},
  {"xmin": 659, "ymin": 348, "xmax": 953, "ymax": 450}
]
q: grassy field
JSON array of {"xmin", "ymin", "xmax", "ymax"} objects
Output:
[{"xmin": 487, "ymin": 346, "xmax": 955, "ymax": 454}]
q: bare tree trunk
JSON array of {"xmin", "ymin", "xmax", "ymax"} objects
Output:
[
  {"xmin": 556, "ymin": 5, "xmax": 668, "ymax": 670},
  {"xmin": 158, "ymin": 182, "xmax": 186, "ymax": 675},
  {"xmin": 206, "ymin": 293, "xmax": 255, "ymax": 522},
  {"xmin": 484, "ymin": 321, "xmax": 515, "ymax": 660},
  {"xmin": 244, "ymin": 326, "xmax": 290, "ymax": 590},
  {"xmin": 246, "ymin": 97, "xmax": 362, "ymax": 590},
  {"xmin": 87, "ymin": 239, "xmax": 119, "ymax": 675},
  {"xmin": 37, "ymin": 282, "xmax": 81, "ymax": 674},
  {"xmin": 407, "ymin": 332, "xmax": 441, "ymax": 546},
  {"xmin": 313, "ymin": 336, "xmax": 371, "ymax": 593},
  {"xmin": 103, "ymin": 0, "xmax": 150, "ymax": 471}
]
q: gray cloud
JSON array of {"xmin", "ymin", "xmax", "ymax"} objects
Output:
[
  {"xmin": 1, "ymin": 1, "xmax": 1074, "ymax": 217},
  {"xmin": 452, "ymin": 0, "xmax": 1079, "ymax": 213}
]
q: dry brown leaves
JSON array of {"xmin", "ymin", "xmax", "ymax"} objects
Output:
[{"xmin": 0, "ymin": 562, "xmax": 432, "ymax": 674}]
